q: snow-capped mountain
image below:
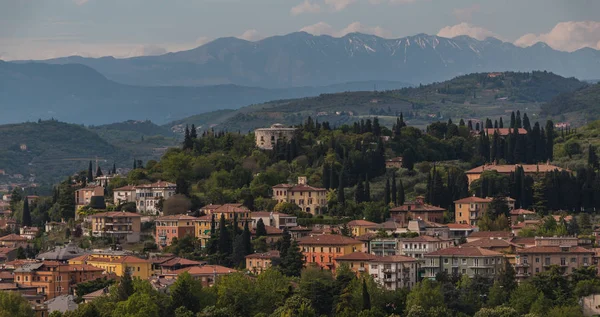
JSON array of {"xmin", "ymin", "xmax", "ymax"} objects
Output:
[{"xmin": 34, "ymin": 32, "xmax": 600, "ymax": 87}]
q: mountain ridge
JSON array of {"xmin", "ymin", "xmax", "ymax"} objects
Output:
[{"xmin": 17, "ymin": 32, "xmax": 600, "ymax": 88}]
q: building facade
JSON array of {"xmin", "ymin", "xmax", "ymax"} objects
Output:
[
  {"xmin": 454, "ymin": 196, "xmax": 515, "ymax": 225},
  {"xmin": 251, "ymin": 212, "xmax": 298, "ymax": 230},
  {"xmin": 254, "ymin": 124, "xmax": 296, "ymax": 150},
  {"xmin": 272, "ymin": 177, "xmax": 327, "ymax": 215},
  {"xmin": 69, "ymin": 252, "xmax": 152, "ymax": 279},
  {"xmin": 155, "ymin": 215, "xmax": 197, "ymax": 249},
  {"xmin": 298, "ymin": 235, "xmax": 362, "ymax": 270},
  {"xmin": 75, "ymin": 186, "xmax": 104, "ymax": 210},
  {"xmin": 135, "ymin": 181, "xmax": 176, "ymax": 215},
  {"xmin": 369, "ymin": 255, "xmax": 419, "ymax": 290},
  {"xmin": 465, "ymin": 163, "xmax": 568, "ymax": 186},
  {"xmin": 89, "ymin": 212, "xmax": 142, "ymax": 243},
  {"xmin": 334, "ymin": 251, "xmax": 379, "ymax": 275},
  {"xmin": 422, "ymin": 246, "xmax": 505, "ymax": 279},
  {"xmin": 515, "ymin": 245, "xmax": 594, "ymax": 281},
  {"xmin": 245, "ymin": 251, "xmax": 280, "ymax": 275},
  {"xmin": 389, "ymin": 196, "xmax": 445, "ymax": 226},
  {"xmin": 113, "ymin": 185, "xmax": 136, "ymax": 205},
  {"xmin": 399, "ymin": 236, "xmax": 453, "ymax": 259}
]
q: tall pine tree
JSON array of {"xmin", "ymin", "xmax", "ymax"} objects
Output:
[
  {"xmin": 22, "ymin": 198, "xmax": 31, "ymax": 227},
  {"xmin": 391, "ymin": 173, "xmax": 397, "ymax": 205},
  {"xmin": 384, "ymin": 178, "xmax": 391, "ymax": 205}
]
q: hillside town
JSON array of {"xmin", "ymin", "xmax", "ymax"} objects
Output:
[{"xmin": 1, "ymin": 112, "xmax": 600, "ymax": 317}]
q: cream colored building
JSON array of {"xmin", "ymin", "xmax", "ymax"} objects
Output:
[
  {"xmin": 272, "ymin": 176, "xmax": 327, "ymax": 215},
  {"xmin": 75, "ymin": 186, "xmax": 105, "ymax": 209},
  {"xmin": 113, "ymin": 185, "xmax": 136, "ymax": 205},
  {"xmin": 89, "ymin": 211, "xmax": 142, "ymax": 243},
  {"xmin": 254, "ymin": 124, "xmax": 296, "ymax": 150},
  {"xmin": 135, "ymin": 181, "xmax": 176, "ymax": 215}
]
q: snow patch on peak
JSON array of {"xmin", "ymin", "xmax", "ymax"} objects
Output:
[{"xmin": 364, "ymin": 44, "xmax": 376, "ymax": 53}]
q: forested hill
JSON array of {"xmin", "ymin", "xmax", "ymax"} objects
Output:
[
  {"xmin": 541, "ymin": 83, "xmax": 600, "ymax": 121},
  {"xmin": 171, "ymin": 71, "xmax": 586, "ymax": 132}
]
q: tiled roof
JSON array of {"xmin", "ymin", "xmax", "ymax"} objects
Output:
[
  {"xmin": 468, "ymin": 231, "xmax": 513, "ymax": 239},
  {"xmin": 0, "ymin": 234, "xmax": 27, "ymax": 241},
  {"xmin": 245, "ymin": 251, "xmax": 280, "ymax": 259},
  {"xmin": 195, "ymin": 215, "xmax": 212, "ymax": 221},
  {"xmin": 160, "ymin": 257, "xmax": 206, "ymax": 267},
  {"xmin": 136, "ymin": 181, "xmax": 176, "ymax": 189},
  {"xmin": 517, "ymin": 246, "xmax": 594, "ymax": 254},
  {"xmin": 373, "ymin": 255, "xmax": 417, "ymax": 263},
  {"xmin": 425, "ymin": 246, "xmax": 503, "ymax": 257},
  {"xmin": 446, "ymin": 223, "xmax": 478, "ymax": 230},
  {"xmin": 454, "ymin": 196, "xmax": 492, "ymax": 204},
  {"xmin": 172, "ymin": 265, "xmax": 236, "ymax": 276},
  {"xmin": 347, "ymin": 220, "xmax": 377, "ymax": 227},
  {"xmin": 252, "ymin": 225, "xmax": 283, "ymax": 235},
  {"xmin": 466, "ymin": 164, "xmax": 567, "ymax": 174},
  {"xmin": 510, "ymin": 209, "xmax": 536, "ymax": 215},
  {"xmin": 114, "ymin": 185, "xmax": 136, "ymax": 191},
  {"xmin": 553, "ymin": 215, "xmax": 573, "ymax": 222},
  {"xmin": 298, "ymin": 234, "xmax": 361, "ymax": 246},
  {"xmin": 462, "ymin": 238, "xmax": 521, "ymax": 249},
  {"xmin": 355, "ymin": 233, "xmax": 378, "ymax": 241},
  {"xmin": 288, "ymin": 184, "xmax": 326, "ymax": 192},
  {"xmin": 390, "ymin": 203, "xmax": 445, "ymax": 212},
  {"xmin": 386, "ymin": 157, "xmax": 403, "ymax": 162},
  {"xmin": 214, "ymin": 204, "xmax": 250, "ymax": 213},
  {"xmin": 400, "ymin": 235, "xmax": 447, "ymax": 242},
  {"xmin": 82, "ymin": 287, "xmax": 110, "ymax": 300},
  {"xmin": 0, "ymin": 271, "xmax": 13, "ymax": 279},
  {"xmin": 251, "ymin": 212, "xmax": 293, "ymax": 218},
  {"xmin": 89, "ymin": 211, "xmax": 141, "ymax": 218},
  {"xmin": 510, "ymin": 237, "xmax": 536, "ymax": 247},
  {"xmin": 484, "ymin": 128, "xmax": 527, "ymax": 136},
  {"xmin": 371, "ymin": 220, "xmax": 403, "ymax": 230},
  {"xmin": 335, "ymin": 251, "xmax": 378, "ymax": 261},
  {"xmin": 289, "ymin": 226, "xmax": 311, "ymax": 232},
  {"xmin": 156, "ymin": 214, "xmax": 198, "ymax": 221},
  {"xmin": 84, "ymin": 255, "xmax": 149, "ymax": 264}
]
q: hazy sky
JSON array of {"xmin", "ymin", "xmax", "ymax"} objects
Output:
[{"xmin": 1, "ymin": 0, "xmax": 599, "ymax": 60}]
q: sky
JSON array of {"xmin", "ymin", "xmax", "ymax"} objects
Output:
[{"xmin": 1, "ymin": 0, "xmax": 599, "ymax": 60}]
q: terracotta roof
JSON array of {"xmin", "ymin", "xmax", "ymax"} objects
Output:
[
  {"xmin": 446, "ymin": 223, "xmax": 478, "ymax": 230},
  {"xmin": 553, "ymin": 215, "xmax": 573, "ymax": 222},
  {"xmin": 484, "ymin": 128, "xmax": 527, "ymax": 136},
  {"xmin": 468, "ymin": 231, "xmax": 513, "ymax": 239},
  {"xmin": 136, "ymin": 181, "xmax": 176, "ymax": 189},
  {"xmin": 0, "ymin": 271, "xmax": 13, "ymax": 279},
  {"xmin": 373, "ymin": 255, "xmax": 417, "ymax": 263},
  {"xmin": 82, "ymin": 287, "xmax": 110, "ymax": 300},
  {"xmin": 517, "ymin": 246, "xmax": 594, "ymax": 254},
  {"xmin": 288, "ymin": 184, "xmax": 326, "ymax": 192},
  {"xmin": 160, "ymin": 257, "xmax": 206, "ymax": 268},
  {"xmin": 390, "ymin": 203, "xmax": 445, "ymax": 212},
  {"xmin": 355, "ymin": 233, "xmax": 378, "ymax": 241},
  {"xmin": 466, "ymin": 164, "xmax": 567, "ymax": 174},
  {"xmin": 347, "ymin": 220, "xmax": 378, "ymax": 227},
  {"xmin": 245, "ymin": 251, "xmax": 280, "ymax": 259},
  {"xmin": 83, "ymin": 255, "xmax": 149, "ymax": 264},
  {"xmin": 252, "ymin": 225, "xmax": 283, "ymax": 235},
  {"xmin": 272, "ymin": 184, "xmax": 295, "ymax": 189},
  {"xmin": 0, "ymin": 234, "xmax": 27, "ymax": 241},
  {"xmin": 462, "ymin": 238, "xmax": 521, "ymax": 249},
  {"xmin": 213, "ymin": 204, "xmax": 250, "ymax": 214},
  {"xmin": 371, "ymin": 220, "xmax": 403, "ymax": 230},
  {"xmin": 289, "ymin": 226, "xmax": 311, "ymax": 232},
  {"xmin": 156, "ymin": 214, "xmax": 198, "ymax": 221},
  {"xmin": 335, "ymin": 251, "xmax": 378, "ymax": 261},
  {"xmin": 425, "ymin": 246, "xmax": 503, "ymax": 257},
  {"xmin": 195, "ymin": 215, "xmax": 212, "ymax": 221},
  {"xmin": 510, "ymin": 237, "xmax": 536, "ymax": 247},
  {"xmin": 201, "ymin": 204, "xmax": 222, "ymax": 211},
  {"xmin": 172, "ymin": 265, "xmax": 236, "ymax": 276},
  {"xmin": 89, "ymin": 211, "xmax": 141, "ymax": 218},
  {"xmin": 454, "ymin": 196, "xmax": 492, "ymax": 204},
  {"xmin": 386, "ymin": 157, "xmax": 403, "ymax": 162},
  {"xmin": 400, "ymin": 235, "xmax": 447, "ymax": 243},
  {"xmin": 510, "ymin": 209, "xmax": 536, "ymax": 215},
  {"xmin": 114, "ymin": 185, "xmax": 136, "ymax": 191},
  {"xmin": 298, "ymin": 235, "xmax": 361, "ymax": 246}
]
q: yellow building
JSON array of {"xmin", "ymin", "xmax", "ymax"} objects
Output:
[
  {"xmin": 69, "ymin": 252, "xmax": 152, "ymax": 279},
  {"xmin": 194, "ymin": 215, "xmax": 215, "ymax": 247},
  {"xmin": 346, "ymin": 220, "xmax": 377, "ymax": 237},
  {"xmin": 245, "ymin": 251, "xmax": 280, "ymax": 275},
  {"xmin": 195, "ymin": 204, "xmax": 251, "ymax": 247},
  {"xmin": 272, "ymin": 176, "xmax": 327, "ymax": 215},
  {"xmin": 465, "ymin": 164, "xmax": 567, "ymax": 186},
  {"xmin": 334, "ymin": 251, "xmax": 379, "ymax": 275},
  {"xmin": 89, "ymin": 211, "xmax": 142, "ymax": 243},
  {"xmin": 454, "ymin": 196, "xmax": 515, "ymax": 225}
]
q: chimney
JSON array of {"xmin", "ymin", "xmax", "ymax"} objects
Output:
[{"xmin": 298, "ymin": 176, "xmax": 307, "ymax": 185}]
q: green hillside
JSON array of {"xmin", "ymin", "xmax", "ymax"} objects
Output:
[
  {"xmin": 541, "ymin": 83, "xmax": 600, "ymax": 124},
  {"xmin": 173, "ymin": 71, "xmax": 585, "ymax": 132}
]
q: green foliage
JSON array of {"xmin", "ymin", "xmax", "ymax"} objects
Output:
[{"xmin": 0, "ymin": 291, "xmax": 34, "ymax": 317}]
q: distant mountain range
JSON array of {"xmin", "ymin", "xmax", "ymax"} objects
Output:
[
  {"xmin": 0, "ymin": 61, "xmax": 408, "ymax": 125},
  {"xmin": 25, "ymin": 32, "xmax": 600, "ymax": 88}
]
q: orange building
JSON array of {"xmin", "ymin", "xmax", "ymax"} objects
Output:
[
  {"xmin": 13, "ymin": 261, "xmax": 104, "ymax": 300},
  {"xmin": 166, "ymin": 265, "xmax": 237, "ymax": 287},
  {"xmin": 389, "ymin": 196, "xmax": 445, "ymax": 226},
  {"xmin": 245, "ymin": 251, "xmax": 280, "ymax": 275},
  {"xmin": 298, "ymin": 235, "xmax": 363, "ymax": 270},
  {"xmin": 334, "ymin": 251, "xmax": 378, "ymax": 275},
  {"xmin": 155, "ymin": 214, "xmax": 197, "ymax": 249},
  {"xmin": 0, "ymin": 234, "xmax": 29, "ymax": 248}
]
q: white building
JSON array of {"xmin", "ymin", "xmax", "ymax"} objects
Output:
[
  {"xmin": 251, "ymin": 212, "xmax": 297, "ymax": 230},
  {"xmin": 135, "ymin": 181, "xmax": 176, "ymax": 215},
  {"xmin": 369, "ymin": 255, "xmax": 419, "ymax": 290},
  {"xmin": 399, "ymin": 235, "xmax": 453, "ymax": 259},
  {"xmin": 113, "ymin": 185, "xmax": 137, "ymax": 205}
]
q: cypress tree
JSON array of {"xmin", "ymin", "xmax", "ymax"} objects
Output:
[
  {"xmin": 322, "ymin": 163, "xmax": 331, "ymax": 189},
  {"xmin": 372, "ymin": 117, "xmax": 381, "ymax": 136},
  {"xmin": 22, "ymin": 198, "xmax": 31, "ymax": 227},
  {"xmin": 355, "ymin": 178, "xmax": 365, "ymax": 203},
  {"xmin": 190, "ymin": 124, "xmax": 198, "ymax": 139},
  {"xmin": 384, "ymin": 178, "xmax": 391, "ymax": 205},
  {"xmin": 522, "ymin": 113, "xmax": 531, "ymax": 132},
  {"xmin": 218, "ymin": 214, "xmax": 232, "ymax": 255},
  {"xmin": 183, "ymin": 125, "xmax": 193, "ymax": 150},
  {"xmin": 516, "ymin": 110, "xmax": 522, "ymax": 128},
  {"xmin": 112, "ymin": 163, "xmax": 117, "ymax": 175},
  {"xmin": 337, "ymin": 169, "xmax": 345, "ymax": 205},
  {"xmin": 588, "ymin": 145, "xmax": 598, "ymax": 169},
  {"xmin": 499, "ymin": 117, "xmax": 504, "ymax": 128},
  {"xmin": 278, "ymin": 228, "xmax": 291, "ymax": 256},
  {"xmin": 510, "ymin": 112, "xmax": 516, "ymax": 129},
  {"xmin": 87, "ymin": 161, "xmax": 93, "ymax": 182},
  {"xmin": 364, "ymin": 174, "xmax": 371, "ymax": 202},
  {"xmin": 116, "ymin": 270, "xmax": 134, "ymax": 301},
  {"xmin": 546, "ymin": 120, "xmax": 554, "ymax": 160},
  {"xmin": 391, "ymin": 173, "xmax": 397, "ymax": 205},
  {"xmin": 210, "ymin": 214, "xmax": 216, "ymax": 235},
  {"xmin": 255, "ymin": 218, "xmax": 267, "ymax": 238},
  {"xmin": 362, "ymin": 279, "xmax": 371, "ymax": 311},
  {"xmin": 398, "ymin": 179, "xmax": 405, "ymax": 206},
  {"xmin": 280, "ymin": 240, "xmax": 303, "ymax": 277},
  {"xmin": 96, "ymin": 166, "xmax": 103, "ymax": 178}
]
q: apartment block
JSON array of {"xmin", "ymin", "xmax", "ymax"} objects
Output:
[
  {"xmin": 89, "ymin": 212, "xmax": 142, "ymax": 243},
  {"xmin": 422, "ymin": 246, "xmax": 505, "ymax": 279},
  {"xmin": 155, "ymin": 214, "xmax": 197, "ymax": 249}
]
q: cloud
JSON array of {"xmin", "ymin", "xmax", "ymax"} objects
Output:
[
  {"xmin": 437, "ymin": 23, "xmax": 501, "ymax": 41},
  {"xmin": 290, "ymin": 0, "xmax": 321, "ymax": 15},
  {"xmin": 514, "ymin": 21, "xmax": 600, "ymax": 52},
  {"xmin": 238, "ymin": 29, "xmax": 263, "ymax": 41},
  {"xmin": 300, "ymin": 21, "xmax": 393, "ymax": 38},
  {"xmin": 453, "ymin": 4, "xmax": 480, "ymax": 22},
  {"xmin": 324, "ymin": 0, "xmax": 356, "ymax": 11}
]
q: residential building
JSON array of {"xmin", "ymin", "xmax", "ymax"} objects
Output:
[
  {"xmin": 35, "ymin": 243, "xmax": 88, "ymax": 262},
  {"xmin": 399, "ymin": 236, "xmax": 453, "ymax": 259},
  {"xmin": 45, "ymin": 221, "xmax": 67, "ymax": 233},
  {"xmin": 254, "ymin": 123, "xmax": 296, "ymax": 150},
  {"xmin": 334, "ymin": 251, "xmax": 379, "ymax": 275},
  {"xmin": 454, "ymin": 196, "xmax": 515, "ymax": 225},
  {"xmin": 407, "ymin": 219, "xmax": 451, "ymax": 239},
  {"xmin": 289, "ymin": 226, "xmax": 312, "ymax": 240},
  {"xmin": 515, "ymin": 245, "xmax": 594, "ymax": 281},
  {"xmin": 167, "ymin": 265, "xmax": 236, "ymax": 287},
  {"xmin": 369, "ymin": 255, "xmax": 419, "ymax": 290},
  {"xmin": 44, "ymin": 294, "xmax": 78, "ymax": 314},
  {"xmin": 113, "ymin": 185, "xmax": 136, "ymax": 205},
  {"xmin": 194, "ymin": 215, "xmax": 216, "ymax": 248},
  {"xmin": 385, "ymin": 157, "xmax": 404, "ymax": 169},
  {"xmin": 0, "ymin": 247, "xmax": 18, "ymax": 262},
  {"xmin": 251, "ymin": 212, "xmax": 297, "ymax": 230},
  {"xmin": 272, "ymin": 177, "xmax": 327, "ymax": 215},
  {"xmin": 245, "ymin": 251, "xmax": 280, "ymax": 275},
  {"xmin": 150, "ymin": 255, "xmax": 205, "ymax": 275},
  {"xmin": 13, "ymin": 261, "xmax": 104, "ymax": 300},
  {"xmin": 483, "ymin": 128, "xmax": 527, "ymax": 136},
  {"xmin": 465, "ymin": 163, "xmax": 568, "ymax": 186},
  {"xmin": 368, "ymin": 220, "xmax": 405, "ymax": 235},
  {"xmin": 423, "ymin": 247, "xmax": 505, "ymax": 279},
  {"xmin": 509, "ymin": 208, "xmax": 536, "ymax": 225},
  {"xmin": 466, "ymin": 231, "xmax": 513, "ymax": 243},
  {"xmin": 135, "ymin": 181, "xmax": 176, "ymax": 215},
  {"xmin": 461, "ymin": 237, "xmax": 522, "ymax": 265},
  {"xmin": 74, "ymin": 186, "xmax": 104, "ymax": 209},
  {"xmin": 0, "ymin": 234, "xmax": 29, "ymax": 248},
  {"xmin": 370, "ymin": 239, "xmax": 399, "ymax": 256},
  {"xmin": 204, "ymin": 203, "xmax": 252, "ymax": 224},
  {"xmin": 20, "ymin": 227, "xmax": 40, "ymax": 240},
  {"xmin": 534, "ymin": 236, "xmax": 578, "ymax": 247},
  {"xmin": 251, "ymin": 225, "xmax": 283, "ymax": 244},
  {"xmin": 298, "ymin": 234, "xmax": 363, "ymax": 270},
  {"xmin": 347, "ymin": 220, "xmax": 377, "ymax": 237},
  {"xmin": 389, "ymin": 196, "xmax": 445, "ymax": 226},
  {"xmin": 155, "ymin": 214, "xmax": 197, "ymax": 249},
  {"xmin": 0, "ymin": 218, "xmax": 17, "ymax": 231},
  {"xmin": 69, "ymin": 253, "xmax": 152, "ymax": 279},
  {"xmin": 89, "ymin": 212, "xmax": 142, "ymax": 243},
  {"xmin": 446, "ymin": 223, "xmax": 478, "ymax": 242}
]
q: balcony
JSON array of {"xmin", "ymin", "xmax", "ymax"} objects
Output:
[
  {"xmin": 515, "ymin": 262, "xmax": 529, "ymax": 267},
  {"xmin": 516, "ymin": 272, "xmax": 530, "ymax": 277},
  {"xmin": 358, "ymin": 267, "xmax": 366, "ymax": 272},
  {"xmin": 383, "ymin": 278, "xmax": 395, "ymax": 283},
  {"xmin": 383, "ymin": 268, "xmax": 396, "ymax": 273}
]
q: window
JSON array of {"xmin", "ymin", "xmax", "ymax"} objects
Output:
[
  {"xmin": 536, "ymin": 268, "xmax": 539, "ymax": 273},
  {"xmin": 535, "ymin": 257, "xmax": 540, "ymax": 263},
  {"xmin": 560, "ymin": 258, "xmax": 566, "ymax": 266},
  {"xmin": 444, "ymin": 258, "xmax": 449, "ymax": 264},
  {"xmin": 462, "ymin": 259, "xmax": 467, "ymax": 265},
  {"xmin": 462, "ymin": 269, "xmax": 466, "ymax": 274},
  {"xmin": 545, "ymin": 257, "xmax": 551, "ymax": 266},
  {"xmin": 571, "ymin": 257, "xmax": 576, "ymax": 263}
]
